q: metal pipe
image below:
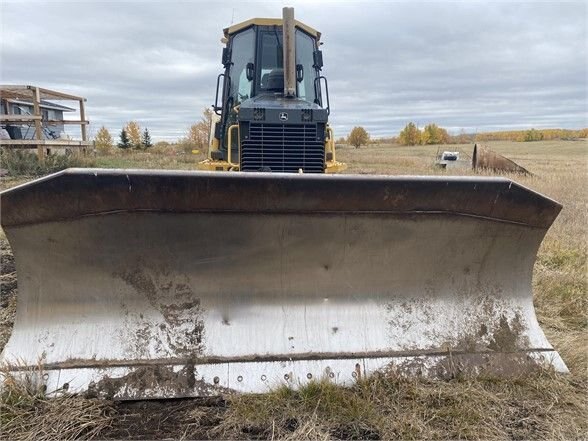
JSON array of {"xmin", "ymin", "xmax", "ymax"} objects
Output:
[{"xmin": 282, "ymin": 7, "xmax": 296, "ymax": 98}]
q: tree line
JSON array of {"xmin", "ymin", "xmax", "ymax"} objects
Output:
[
  {"xmin": 94, "ymin": 112, "xmax": 587, "ymax": 154},
  {"xmin": 342, "ymin": 123, "xmax": 588, "ymax": 147},
  {"xmin": 93, "ymin": 108, "xmax": 215, "ymax": 155},
  {"xmin": 397, "ymin": 123, "xmax": 450, "ymax": 145},
  {"xmin": 94, "ymin": 121, "xmax": 152, "ymax": 154},
  {"xmin": 342, "ymin": 123, "xmax": 457, "ymax": 147},
  {"xmin": 474, "ymin": 128, "xmax": 588, "ymax": 142},
  {"xmin": 118, "ymin": 121, "xmax": 152, "ymax": 149}
]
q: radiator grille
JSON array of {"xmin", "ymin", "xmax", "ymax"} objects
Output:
[{"xmin": 241, "ymin": 123, "xmax": 325, "ymax": 173}]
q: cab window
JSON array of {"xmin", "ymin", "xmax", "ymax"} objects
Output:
[
  {"xmin": 229, "ymin": 28, "xmax": 255, "ymax": 105},
  {"xmin": 295, "ymin": 30, "xmax": 317, "ymax": 103}
]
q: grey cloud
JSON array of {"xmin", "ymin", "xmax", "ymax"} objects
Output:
[{"xmin": 1, "ymin": 1, "xmax": 586, "ymax": 141}]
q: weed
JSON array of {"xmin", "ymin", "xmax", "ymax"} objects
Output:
[{"xmin": 0, "ymin": 149, "xmax": 95, "ymax": 177}]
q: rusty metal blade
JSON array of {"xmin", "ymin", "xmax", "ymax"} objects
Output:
[
  {"xmin": 473, "ymin": 144, "xmax": 532, "ymax": 175},
  {"xmin": 0, "ymin": 169, "xmax": 567, "ymax": 399}
]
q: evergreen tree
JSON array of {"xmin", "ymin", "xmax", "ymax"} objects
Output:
[
  {"xmin": 142, "ymin": 128, "xmax": 152, "ymax": 148},
  {"xmin": 118, "ymin": 128, "xmax": 131, "ymax": 149}
]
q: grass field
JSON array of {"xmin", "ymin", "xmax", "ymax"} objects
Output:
[{"xmin": 0, "ymin": 139, "xmax": 587, "ymax": 440}]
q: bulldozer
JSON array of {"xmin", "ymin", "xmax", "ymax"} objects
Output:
[{"xmin": 0, "ymin": 8, "xmax": 567, "ymax": 400}]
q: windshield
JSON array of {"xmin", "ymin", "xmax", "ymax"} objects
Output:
[
  {"xmin": 254, "ymin": 28, "xmax": 319, "ymax": 101},
  {"xmin": 258, "ymin": 30, "xmax": 284, "ymax": 92}
]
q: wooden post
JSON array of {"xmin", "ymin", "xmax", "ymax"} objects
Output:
[
  {"xmin": 79, "ymin": 98, "xmax": 87, "ymax": 141},
  {"xmin": 32, "ymin": 87, "xmax": 44, "ymax": 161},
  {"xmin": 79, "ymin": 98, "xmax": 87, "ymax": 154}
]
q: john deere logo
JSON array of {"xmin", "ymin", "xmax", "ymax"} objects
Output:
[{"xmin": 279, "ymin": 112, "xmax": 288, "ymax": 121}]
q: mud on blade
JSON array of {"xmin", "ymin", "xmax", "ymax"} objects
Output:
[{"xmin": 0, "ymin": 169, "xmax": 567, "ymax": 399}]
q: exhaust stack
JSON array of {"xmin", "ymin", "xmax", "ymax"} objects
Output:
[{"xmin": 282, "ymin": 7, "xmax": 296, "ymax": 98}]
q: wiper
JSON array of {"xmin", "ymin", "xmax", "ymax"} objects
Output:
[{"xmin": 273, "ymin": 27, "xmax": 282, "ymax": 50}]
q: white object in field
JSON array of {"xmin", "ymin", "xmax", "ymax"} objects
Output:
[{"xmin": 442, "ymin": 151, "xmax": 460, "ymax": 161}]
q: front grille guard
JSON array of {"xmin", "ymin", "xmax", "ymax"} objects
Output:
[{"xmin": 240, "ymin": 123, "xmax": 325, "ymax": 173}]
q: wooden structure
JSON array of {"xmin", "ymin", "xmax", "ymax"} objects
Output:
[{"xmin": 1, "ymin": 85, "xmax": 91, "ymax": 160}]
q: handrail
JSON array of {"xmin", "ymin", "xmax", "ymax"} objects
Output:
[
  {"xmin": 226, "ymin": 124, "xmax": 240, "ymax": 168},
  {"xmin": 314, "ymin": 76, "xmax": 330, "ymax": 115},
  {"xmin": 326, "ymin": 126, "xmax": 336, "ymax": 162},
  {"xmin": 214, "ymin": 73, "xmax": 229, "ymax": 116}
]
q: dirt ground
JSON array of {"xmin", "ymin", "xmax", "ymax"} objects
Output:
[{"xmin": 0, "ymin": 139, "xmax": 586, "ymax": 440}]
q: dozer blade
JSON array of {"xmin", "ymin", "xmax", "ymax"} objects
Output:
[{"xmin": 0, "ymin": 169, "xmax": 567, "ymax": 399}]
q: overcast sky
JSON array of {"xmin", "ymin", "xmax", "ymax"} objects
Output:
[{"xmin": 1, "ymin": 0, "xmax": 586, "ymax": 141}]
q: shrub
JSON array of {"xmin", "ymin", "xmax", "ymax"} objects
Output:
[
  {"xmin": 0, "ymin": 149, "xmax": 93, "ymax": 177},
  {"xmin": 524, "ymin": 129, "xmax": 544, "ymax": 142}
]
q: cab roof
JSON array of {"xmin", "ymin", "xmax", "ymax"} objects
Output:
[{"xmin": 224, "ymin": 17, "xmax": 321, "ymax": 40}]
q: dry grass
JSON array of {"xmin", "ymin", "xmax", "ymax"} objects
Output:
[
  {"xmin": 215, "ymin": 372, "xmax": 587, "ymax": 440},
  {"xmin": 0, "ymin": 139, "xmax": 586, "ymax": 440},
  {"xmin": 0, "ymin": 240, "xmax": 16, "ymax": 353},
  {"xmin": 92, "ymin": 147, "xmax": 206, "ymax": 170},
  {"xmin": 0, "ymin": 366, "xmax": 113, "ymax": 441}
]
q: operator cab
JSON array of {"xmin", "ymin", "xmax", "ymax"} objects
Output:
[{"xmin": 221, "ymin": 23, "xmax": 322, "ymax": 107}]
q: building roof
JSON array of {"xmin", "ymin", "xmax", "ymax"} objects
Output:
[
  {"xmin": 0, "ymin": 85, "xmax": 85, "ymax": 102},
  {"xmin": 6, "ymin": 99, "xmax": 75, "ymax": 112},
  {"xmin": 224, "ymin": 17, "xmax": 321, "ymax": 40}
]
